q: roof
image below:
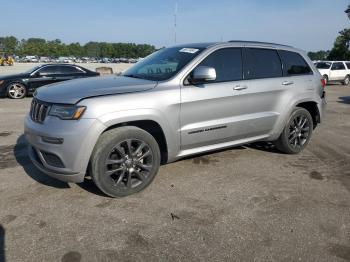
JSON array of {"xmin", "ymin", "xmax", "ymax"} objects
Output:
[{"xmin": 172, "ymin": 41, "xmax": 293, "ymax": 49}]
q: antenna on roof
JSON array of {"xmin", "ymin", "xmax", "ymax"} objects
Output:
[{"xmin": 174, "ymin": 1, "xmax": 178, "ymax": 44}]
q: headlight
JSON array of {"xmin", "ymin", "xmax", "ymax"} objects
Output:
[
  {"xmin": 0, "ymin": 80, "xmax": 4, "ymax": 85},
  {"xmin": 49, "ymin": 105, "xmax": 86, "ymax": 120}
]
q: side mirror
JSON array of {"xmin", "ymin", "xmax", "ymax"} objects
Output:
[
  {"xmin": 34, "ymin": 71, "xmax": 41, "ymax": 77},
  {"xmin": 189, "ymin": 66, "xmax": 216, "ymax": 84}
]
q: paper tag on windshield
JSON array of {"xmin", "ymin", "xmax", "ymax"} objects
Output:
[{"xmin": 179, "ymin": 48, "xmax": 199, "ymax": 54}]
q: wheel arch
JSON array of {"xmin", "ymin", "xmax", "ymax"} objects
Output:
[
  {"xmin": 295, "ymin": 101, "xmax": 320, "ymax": 128},
  {"xmin": 103, "ymin": 120, "xmax": 169, "ymax": 164}
]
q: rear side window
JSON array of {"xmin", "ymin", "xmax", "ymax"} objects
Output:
[
  {"xmin": 57, "ymin": 66, "xmax": 85, "ymax": 74},
  {"xmin": 331, "ymin": 62, "xmax": 345, "ymax": 70},
  {"xmin": 244, "ymin": 48, "xmax": 282, "ymax": 79},
  {"xmin": 198, "ymin": 48, "xmax": 243, "ymax": 82},
  {"xmin": 279, "ymin": 50, "xmax": 312, "ymax": 76}
]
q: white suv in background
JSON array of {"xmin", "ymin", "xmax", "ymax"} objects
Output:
[{"xmin": 315, "ymin": 61, "xmax": 350, "ymax": 85}]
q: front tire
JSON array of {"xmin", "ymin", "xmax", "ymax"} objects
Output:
[
  {"xmin": 343, "ymin": 75, "xmax": 350, "ymax": 86},
  {"xmin": 90, "ymin": 126, "xmax": 160, "ymax": 197},
  {"xmin": 275, "ymin": 107, "xmax": 313, "ymax": 154},
  {"xmin": 7, "ymin": 83, "xmax": 27, "ymax": 99}
]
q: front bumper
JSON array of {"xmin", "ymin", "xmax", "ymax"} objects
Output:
[{"xmin": 24, "ymin": 114, "xmax": 106, "ymax": 183}]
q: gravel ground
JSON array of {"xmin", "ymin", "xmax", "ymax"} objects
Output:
[{"xmin": 0, "ymin": 83, "xmax": 349, "ymax": 262}]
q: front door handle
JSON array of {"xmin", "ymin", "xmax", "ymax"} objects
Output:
[
  {"xmin": 233, "ymin": 85, "xmax": 248, "ymax": 91},
  {"xmin": 282, "ymin": 81, "xmax": 294, "ymax": 86}
]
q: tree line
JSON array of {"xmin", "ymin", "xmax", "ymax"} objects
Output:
[
  {"xmin": 0, "ymin": 37, "xmax": 156, "ymax": 58},
  {"xmin": 308, "ymin": 5, "xmax": 350, "ymax": 61}
]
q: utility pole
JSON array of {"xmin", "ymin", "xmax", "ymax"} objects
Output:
[{"xmin": 174, "ymin": 1, "xmax": 178, "ymax": 44}]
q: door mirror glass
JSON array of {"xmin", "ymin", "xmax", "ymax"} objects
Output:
[{"xmin": 190, "ymin": 66, "xmax": 216, "ymax": 83}]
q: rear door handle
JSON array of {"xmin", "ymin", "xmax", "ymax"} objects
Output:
[
  {"xmin": 282, "ymin": 81, "xmax": 294, "ymax": 86},
  {"xmin": 233, "ymin": 85, "xmax": 248, "ymax": 91}
]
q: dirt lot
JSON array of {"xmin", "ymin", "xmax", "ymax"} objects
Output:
[{"xmin": 0, "ymin": 84, "xmax": 349, "ymax": 262}]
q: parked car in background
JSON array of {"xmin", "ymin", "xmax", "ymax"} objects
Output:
[
  {"xmin": 24, "ymin": 41, "xmax": 326, "ymax": 197},
  {"xmin": 0, "ymin": 64, "xmax": 100, "ymax": 99},
  {"xmin": 23, "ymin": 56, "xmax": 39, "ymax": 63},
  {"xmin": 315, "ymin": 61, "xmax": 350, "ymax": 85}
]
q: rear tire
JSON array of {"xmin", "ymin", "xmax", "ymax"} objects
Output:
[
  {"xmin": 343, "ymin": 75, "xmax": 350, "ymax": 86},
  {"xmin": 90, "ymin": 126, "xmax": 160, "ymax": 197},
  {"xmin": 275, "ymin": 107, "xmax": 313, "ymax": 154}
]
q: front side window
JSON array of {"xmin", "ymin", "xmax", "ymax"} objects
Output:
[
  {"xmin": 196, "ymin": 48, "xmax": 243, "ymax": 82},
  {"xmin": 123, "ymin": 47, "xmax": 204, "ymax": 81},
  {"xmin": 279, "ymin": 50, "xmax": 312, "ymax": 76},
  {"xmin": 346, "ymin": 63, "xmax": 350, "ymax": 69},
  {"xmin": 331, "ymin": 62, "xmax": 345, "ymax": 70},
  {"xmin": 244, "ymin": 48, "xmax": 282, "ymax": 79},
  {"xmin": 37, "ymin": 66, "xmax": 59, "ymax": 75}
]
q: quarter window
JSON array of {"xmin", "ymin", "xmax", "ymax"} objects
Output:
[
  {"xmin": 279, "ymin": 50, "xmax": 312, "ymax": 76},
  {"xmin": 244, "ymin": 48, "xmax": 282, "ymax": 79},
  {"xmin": 331, "ymin": 62, "xmax": 345, "ymax": 70},
  {"xmin": 197, "ymin": 48, "xmax": 243, "ymax": 82}
]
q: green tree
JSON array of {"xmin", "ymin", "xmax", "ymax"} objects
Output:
[
  {"xmin": 328, "ymin": 28, "xmax": 350, "ymax": 60},
  {"xmin": 307, "ymin": 50, "xmax": 329, "ymax": 61}
]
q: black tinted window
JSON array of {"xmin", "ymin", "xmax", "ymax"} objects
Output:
[
  {"xmin": 198, "ymin": 48, "xmax": 242, "ymax": 82},
  {"xmin": 57, "ymin": 66, "xmax": 84, "ymax": 74},
  {"xmin": 38, "ymin": 66, "xmax": 59, "ymax": 75},
  {"xmin": 279, "ymin": 50, "xmax": 312, "ymax": 75},
  {"xmin": 244, "ymin": 48, "xmax": 282, "ymax": 79},
  {"xmin": 331, "ymin": 62, "xmax": 345, "ymax": 70},
  {"xmin": 346, "ymin": 63, "xmax": 350, "ymax": 69},
  {"xmin": 315, "ymin": 62, "xmax": 331, "ymax": 69}
]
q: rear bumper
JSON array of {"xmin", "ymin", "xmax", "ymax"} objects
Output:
[{"xmin": 318, "ymin": 94, "xmax": 327, "ymax": 123}]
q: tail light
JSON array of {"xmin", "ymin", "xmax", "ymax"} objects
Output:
[{"xmin": 321, "ymin": 78, "xmax": 326, "ymax": 88}]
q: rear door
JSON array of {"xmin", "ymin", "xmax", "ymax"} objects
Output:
[
  {"xmin": 53, "ymin": 66, "xmax": 87, "ymax": 82},
  {"xmin": 329, "ymin": 62, "xmax": 347, "ymax": 80},
  {"xmin": 226, "ymin": 47, "xmax": 285, "ymax": 139}
]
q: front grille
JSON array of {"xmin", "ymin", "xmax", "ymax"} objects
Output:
[{"xmin": 30, "ymin": 99, "xmax": 50, "ymax": 123}]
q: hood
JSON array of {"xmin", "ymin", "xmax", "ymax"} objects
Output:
[
  {"xmin": 35, "ymin": 75, "xmax": 157, "ymax": 104},
  {"xmin": 0, "ymin": 73, "xmax": 29, "ymax": 80}
]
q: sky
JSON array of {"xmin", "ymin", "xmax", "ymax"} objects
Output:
[{"xmin": 0, "ymin": 0, "xmax": 349, "ymax": 51}]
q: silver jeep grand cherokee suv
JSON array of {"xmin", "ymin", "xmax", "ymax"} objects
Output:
[{"xmin": 25, "ymin": 41, "xmax": 326, "ymax": 197}]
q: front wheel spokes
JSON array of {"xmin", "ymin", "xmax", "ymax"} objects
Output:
[
  {"xmin": 133, "ymin": 142, "xmax": 146, "ymax": 157},
  {"xmin": 135, "ymin": 162, "xmax": 152, "ymax": 171},
  {"xmin": 105, "ymin": 166, "xmax": 124, "ymax": 176}
]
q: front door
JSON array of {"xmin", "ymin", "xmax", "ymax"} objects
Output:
[{"xmin": 180, "ymin": 47, "xmax": 244, "ymax": 150}]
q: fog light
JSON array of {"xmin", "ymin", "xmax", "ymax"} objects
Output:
[{"xmin": 41, "ymin": 136, "xmax": 64, "ymax": 144}]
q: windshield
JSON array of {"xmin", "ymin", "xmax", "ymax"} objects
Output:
[
  {"xmin": 123, "ymin": 47, "xmax": 205, "ymax": 81},
  {"xmin": 25, "ymin": 66, "xmax": 41, "ymax": 74},
  {"xmin": 315, "ymin": 62, "xmax": 331, "ymax": 69}
]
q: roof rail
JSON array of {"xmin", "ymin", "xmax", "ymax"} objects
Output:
[{"xmin": 228, "ymin": 40, "xmax": 292, "ymax": 48}]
